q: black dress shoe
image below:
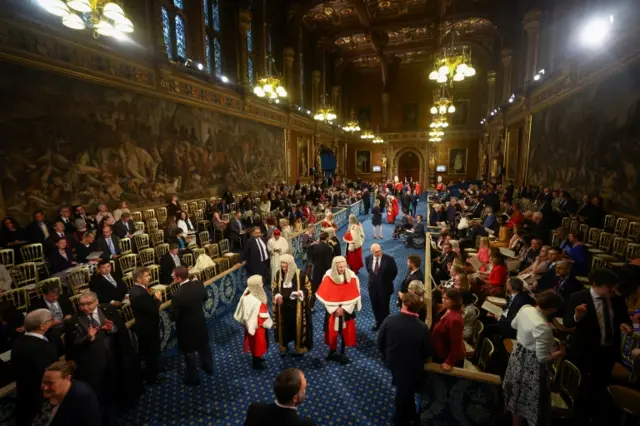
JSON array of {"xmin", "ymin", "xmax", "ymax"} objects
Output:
[
  {"xmin": 183, "ymin": 379, "xmax": 201, "ymax": 386},
  {"xmin": 326, "ymin": 352, "xmax": 341, "ymax": 362},
  {"xmin": 339, "ymin": 354, "xmax": 351, "ymax": 365},
  {"xmin": 146, "ymin": 376, "xmax": 167, "ymax": 385},
  {"xmin": 203, "ymin": 369, "xmax": 213, "ymax": 376}
]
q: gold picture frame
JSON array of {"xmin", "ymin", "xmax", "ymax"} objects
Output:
[
  {"xmin": 448, "ymin": 148, "xmax": 468, "ymax": 175},
  {"xmin": 296, "ymin": 137, "xmax": 310, "ymax": 179},
  {"xmin": 355, "ymin": 150, "xmax": 372, "ymax": 174}
]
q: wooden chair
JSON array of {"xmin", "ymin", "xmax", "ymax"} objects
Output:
[
  {"xmin": 130, "ymin": 211, "xmax": 143, "ymax": 222},
  {"xmin": 10, "ymin": 262, "xmax": 39, "ymax": 288},
  {"xmin": 194, "ymin": 209, "xmax": 204, "ymax": 223},
  {"xmin": 118, "ymin": 254, "xmax": 138, "ymax": 275},
  {"xmin": 1, "ymin": 287, "xmax": 30, "ymax": 312},
  {"xmin": 464, "ymin": 337, "xmax": 494, "ymax": 373},
  {"xmin": 551, "ymin": 360, "xmax": 581, "ymax": 418},
  {"xmin": 192, "ymin": 247, "xmax": 205, "ymax": 261},
  {"xmin": 604, "ymin": 214, "xmax": 616, "ymax": 231},
  {"xmin": 561, "ymin": 217, "xmax": 570, "ymax": 229},
  {"xmin": 592, "ymin": 256, "xmax": 608, "ymax": 270},
  {"xmin": 628, "ymin": 222, "xmax": 640, "ymax": 242},
  {"xmin": 605, "ymin": 237, "xmax": 631, "ymax": 263},
  {"xmin": 0, "ymin": 249, "xmax": 15, "ymax": 270},
  {"xmin": 206, "ymin": 243, "xmax": 229, "ymax": 273},
  {"xmin": 133, "ymin": 233, "xmax": 150, "ymax": 252},
  {"xmin": 181, "ymin": 253, "xmax": 194, "ymax": 269},
  {"xmin": 202, "ymin": 265, "xmax": 217, "ymax": 281},
  {"xmin": 156, "ymin": 207, "xmax": 168, "ymax": 225},
  {"xmin": 139, "ymin": 248, "xmax": 155, "ymax": 267},
  {"xmin": 122, "ymin": 273, "xmax": 134, "ymax": 290},
  {"xmin": 219, "ymin": 238, "xmax": 240, "ymax": 265},
  {"xmin": 578, "ymin": 224, "xmax": 590, "ymax": 240},
  {"xmin": 35, "ymin": 277, "xmax": 63, "ymax": 296},
  {"xmin": 20, "ymin": 243, "xmax": 48, "ymax": 274},
  {"xmin": 189, "ymin": 202, "xmax": 198, "ymax": 214},
  {"xmin": 69, "ymin": 294, "xmax": 82, "ymax": 312},
  {"xmin": 144, "ymin": 209, "xmax": 155, "ymax": 221},
  {"xmin": 155, "ymin": 243, "xmax": 169, "ymax": 262},
  {"xmin": 586, "ymin": 228, "xmax": 601, "ymax": 248},
  {"xmin": 119, "ymin": 237, "xmax": 132, "ymax": 255},
  {"xmin": 596, "ymin": 232, "xmax": 614, "ymax": 254},
  {"xmin": 626, "ymin": 243, "xmax": 640, "ymax": 263},
  {"xmin": 119, "ymin": 302, "xmax": 135, "ymax": 323},
  {"xmin": 67, "ymin": 268, "xmax": 91, "ymax": 295},
  {"xmin": 146, "ymin": 218, "xmax": 159, "ymax": 232},
  {"xmin": 150, "ymin": 230, "xmax": 164, "ymax": 247},
  {"xmin": 148, "ymin": 264, "xmax": 160, "ymax": 285},
  {"xmin": 197, "ymin": 200, "xmax": 207, "ymax": 212},
  {"xmin": 614, "ymin": 217, "xmax": 629, "ymax": 237},
  {"xmin": 569, "ymin": 220, "xmax": 580, "ymax": 235},
  {"xmin": 198, "ymin": 231, "xmax": 210, "ymax": 247},
  {"xmin": 608, "ymin": 386, "xmax": 640, "ymax": 425},
  {"xmin": 133, "ymin": 221, "xmax": 145, "ymax": 233}
]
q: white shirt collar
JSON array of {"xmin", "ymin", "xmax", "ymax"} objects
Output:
[
  {"xmin": 180, "ymin": 279, "xmax": 190, "ymax": 286},
  {"xmin": 25, "ymin": 332, "xmax": 47, "ymax": 341},
  {"xmin": 135, "ymin": 283, "xmax": 147, "ymax": 290},
  {"xmin": 274, "ymin": 400, "xmax": 297, "ymax": 411}
]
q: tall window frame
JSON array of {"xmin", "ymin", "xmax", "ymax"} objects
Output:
[
  {"xmin": 203, "ymin": 0, "xmax": 223, "ymax": 75},
  {"xmin": 160, "ymin": 0, "xmax": 188, "ymax": 61},
  {"xmin": 247, "ymin": 22, "xmax": 254, "ymax": 86}
]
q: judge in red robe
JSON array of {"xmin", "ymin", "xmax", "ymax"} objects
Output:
[
  {"xmin": 386, "ymin": 196, "xmax": 399, "ymax": 224},
  {"xmin": 234, "ymin": 274, "xmax": 272, "ymax": 370},
  {"xmin": 321, "ymin": 212, "xmax": 338, "ymax": 230},
  {"xmin": 316, "ymin": 256, "xmax": 362, "ymax": 364},
  {"xmin": 344, "ymin": 214, "xmax": 364, "ymax": 274}
]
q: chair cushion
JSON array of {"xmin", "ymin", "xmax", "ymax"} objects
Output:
[
  {"xmin": 551, "ymin": 392, "xmax": 569, "ymax": 410},
  {"xmin": 463, "ymin": 359, "xmax": 479, "ymax": 372},
  {"xmin": 464, "ymin": 340, "xmax": 475, "ymax": 357}
]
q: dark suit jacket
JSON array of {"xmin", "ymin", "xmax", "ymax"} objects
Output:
[
  {"xmin": 96, "ymin": 235, "xmax": 121, "ymax": 260},
  {"xmin": 564, "ymin": 289, "xmax": 630, "ymax": 360},
  {"xmin": 129, "ymin": 284, "xmax": 161, "ymax": 345},
  {"xmin": 29, "ymin": 294, "xmax": 74, "ymax": 317},
  {"xmin": 159, "ymin": 252, "xmax": 181, "ymax": 285},
  {"xmin": 229, "ymin": 218, "xmax": 244, "ymax": 241},
  {"xmin": 75, "ymin": 242, "xmax": 96, "ymax": 263},
  {"xmin": 497, "ymin": 291, "xmax": 534, "ymax": 336},
  {"xmin": 307, "ymin": 241, "xmax": 334, "ymax": 286},
  {"xmin": 365, "ymin": 253, "xmax": 398, "ymax": 296},
  {"xmin": 11, "ymin": 334, "xmax": 58, "ymax": 424},
  {"xmin": 26, "ymin": 221, "xmax": 52, "ymax": 244},
  {"xmin": 113, "ymin": 220, "xmax": 134, "ymax": 239},
  {"xmin": 90, "ymin": 274, "xmax": 128, "ymax": 304},
  {"xmin": 51, "ymin": 380, "xmax": 102, "ymax": 426},
  {"xmin": 244, "ymin": 402, "xmax": 316, "ymax": 426},
  {"xmin": 242, "ymin": 237, "xmax": 269, "ymax": 276},
  {"xmin": 48, "ymin": 249, "xmax": 75, "ymax": 274},
  {"xmin": 57, "ymin": 216, "xmax": 76, "ymax": 233},
  {"xmin": 400, "ymin": 268, "xmax": 425, "ymax": 294},
  {"xmin": 556, "ymin": 275, "xmax": 583, "ymax": 315},
  {"xmin": 169, "ymin": 280, "xmax": 209, "ymax": 353},
  {"xmin": 377, "ymin": 313, "xmax": 432, "ymax": 388}
]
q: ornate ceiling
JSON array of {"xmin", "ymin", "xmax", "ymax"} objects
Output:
[{"xmin": 304, "ymin": 0, "xmax": 430, "ymax": 28}]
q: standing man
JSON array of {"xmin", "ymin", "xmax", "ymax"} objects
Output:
[
  {"xmin": 242, "ymin": 227, "xmax": 270, "ymax": 289},
  {"xmin": 316, "ymin": 257, "xmax": 362, "ymax": 364},
  {"xmin": 170, "ymin": 266, "xmax": 214, "ymax": 386},
  {"xmin": 28, "ymin": 282, "xmax": 73, "ymax": 354},
  {"xmin": 398, "ymin": 255, "xmax": 424, "ymax": 306},
  {"xmin": 129, "ymin": 267, "xmax": 165, "ymax": 385},
  {"xmin": 89, "ymin": 259, "xmax": 128, "ymax": 307},
  {"xmin": 564, "ymin": 268, "xmax": 633, "ymax": 424},
  {"xmin": 160, "ymin": 243, "xmax": 182, "ymax": 284},
  {"xmin": 234, "ymin": 275, "xmax": 272, "ymax": 370},
  {"xmin": 377, "ymin": 292, "xmax": 432, "ymax": 426},
  {"xmin": 12, "ymin": 310, "xmax": 58, "ymax": 426},
  {"xmin": 272, "ymin": 254, "xmax": 313, "ymax": 355},
  {"xmin": 307, "ymin": 232, "xmax": 333, "ymax": 310},
  {"xmin": 267, "ymin": 229, "xmax": 290, "ymax": 284},
  {"xmin": 244, "ymin": 368, "xmax": 316, "ymax": 426},
  {"xmin": 365, "ymin": 244, "xmax": 398, "ymax": 331},
  {"xmin": 229, "ymin": 210, "xmax": 245, "ymax": 251}
]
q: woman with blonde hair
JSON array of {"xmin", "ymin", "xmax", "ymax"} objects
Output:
[
  {"xmin": 371, "ymin": 199, "xmax": 383, "ymax": 239},
  {"xmin": 407, "ymin": 280, "xmax": 428, "ymax": 322}
]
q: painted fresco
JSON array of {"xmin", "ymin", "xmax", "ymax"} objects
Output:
[
  {"xmin": 0, "ymin": 63, "xmax": 285, "ymax": 217},
  {"xmin": 528, "ymin": 62, "xmax": 640, "ymax": 214}
]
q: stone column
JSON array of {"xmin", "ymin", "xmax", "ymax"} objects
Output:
[
  {"xmin": 238, "ymin": 9, "xmax": 252, "ymax": 90},
  {"xmin": 312, "ymin": 70, "xmax": 322, "ymax": 112},
  {"xmin": 382, "ymin": 92, "xmax": 390, "ymax": 129},
  {"xmin": 331, "ymin": 85, "xmax": 342, "ymax": 118},
  {"xmin": 523, "ymin": 9, "xmax": 541, "ymax": 82},
  {"xmin": 283, "ymin": 47, "xmax": 296, "ymax": 104},
  {"xmin": 486, "ymin": 71, "xmax": 497, "ymax": 115},
  {"xmin": 501, "ymin": 49, "xmax": 513, "ymax": 102}
]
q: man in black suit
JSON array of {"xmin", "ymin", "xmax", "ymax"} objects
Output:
[
  {"xmin": 229, "ymin": 210, "xmax": 246, "ymax": 251},
  {"xmin": 405, "ymin": 214, "xmax": 425, "ymax": 248},
  {"xmin": 170, "ymin": 266, "xmax": 213, "ymax": 386},
  {"xmin": 73, "ymin": 205, "xmax": 97, "ymax": 231},
  {"xmin": 57, "ymin": 206, "xmax": 76, "ymax": 234},
  {"xmin": 113, "ymin": 212, "xmax": 135, "ymax": 239},
  {"xmin": 307, "ymin": 232, "xmax": 334, "ymax": 309},
  {"xmin": 129, "ymin": 267, "xmax": 165, "ymax": 384},
  {"xmin": 481, "ymin": 277, "xmax": 534, "ymax": 340},
  {"xmin": 377, "ymin": 292, "xmax": 432, "ymax": 426},
  {"xmin": 244, "ymin": 368, "xmax": 316, "ymax": 426},
  {"xmin": 41, "ymin": 360, "xmax": 102, "ymax": 426},
  {"xmin": 365, "ymin": 244, "xmax": 398, "ymax": 330},
  {"xmin": 160, "ymin": 243, "xmax": 182, "ymax": 284},
  {"xmin": 242, "ymin": 226, "xmax": 270, "ymax": 288},
  {"xmin": 564, "ymin": 268, "xmax": 633, "ymax": 424},
  {"xmin": 28, "ymin": 282, "xmax": 73, "ymax": 355},
  {"xmin": 12, "ymin": 309, "xmax": 58, "ymax": 426},
  {"xmin": 398, "ymin": 255, "xmax": 424, "ymax": 306},
  {"xmin": 26, "ymin": 210, "xmax": 52, "ymax": 244},
  {"xmin": 432, "ymin": 242, "xmax": 455, "ymax": 283},
  {"xmin": 554, "ymin": 260, "xmax": 583, "ymax": 316},
  {"xmin": 96, "ymin": 225, "xmax": 121, "ymax": 260},
  {"xmin": 46, "ymin": 221, "xmax": 72, "ymax": 250},
  {"xmin": 89, "ymin": 259, "xmax": 128, "ymax": 307}
]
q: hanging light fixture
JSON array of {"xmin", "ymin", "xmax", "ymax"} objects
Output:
[
  {"xmin": 428, "ymin": 45, "xmax": 476, "ymax": 85},
  {"xmin": 372, "ymin": 135, "xmax": 384, "ymax": 144},
  {"xmin": 39, "ymin": 0, "xmax": 135, "ymax": 38},
  {"xmin": 314, "ymin": 94, "xmax": 337, "ymax": 122},
  {"xmin": 342, "ymin": 109, "xmax": 361, "ymax": 132},
  {"xmin": 253, "ymin": 57, "xmax": 288, "ymax": 102},
  {"xmin": 360, "ymin": 130, "xmax": 375, "ymax": 140},
  {"xmin": 429, "ymin": 129, "xmax": 444, "ymax": 142},
  {"xmin": 430, "ymin": 86, "xmax": 456, "ymax": 115},
  {"xmin": 429, "ymin": 115, "xmax": 449, "ymax": 129}
]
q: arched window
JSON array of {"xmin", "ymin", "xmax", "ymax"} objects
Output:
[
  {"xmin": 247, "ymin": 24, "xmax": 254, "ymax": 85},
  {"xmin": 160, "ymin": 1, "xmax": 188, "ymax": 61},
  {"xmin": 204, "ymin": 0, "xmax": 223, "ymax": 75}
]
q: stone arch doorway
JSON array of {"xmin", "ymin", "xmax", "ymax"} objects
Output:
[{"xmin": 397, "ymin": 150, "xmax": 421, "ymax": 182}]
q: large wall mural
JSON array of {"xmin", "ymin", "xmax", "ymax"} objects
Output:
[
  {"xmin": 528, "ymin": 62, "xmax": 640, "ymax": 215},
  {"xmin": 0, "ymin": 63, "xmax": 285, "ymax": 217}
]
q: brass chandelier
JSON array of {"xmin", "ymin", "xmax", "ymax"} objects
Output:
[
  {"xmin": 429, "ymin": 115, "xmax": 449, "ymax": 129},
  {"xmin": 342, "ymin": 109, "xmax": 361, "ymax": 132},
  {"xmin": 429, "ymin": 129, "xmax": 444, "ymax": 142},
  {"xmin": 430, "ymin": 95, "xmax": 456, "ymax": 115},
  {"xmin": 428, "ymin": 45, "xmax": 476, "ymax": 84},
  {"xmin": 372, "ymin": 135, "xmax": 384, "ymax": 144},
  {"xmin": 253, "ymin": 57, "xmax": 287, "ymax": 103},
  {"xmin": 38, "ymin": 0, "xmax": 134, "ymax": 38},
  {"xmin": 360, "ymin": 130, "xmax": 375, "ymax": 140},
  {"xmin": 314, "ymin": 95, "xmax": 337, "ymax": 122}
]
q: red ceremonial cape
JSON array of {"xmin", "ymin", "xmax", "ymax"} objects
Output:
[{"xmin": 316, "ymin": 274, "xmax": 361, "ymax": 307}]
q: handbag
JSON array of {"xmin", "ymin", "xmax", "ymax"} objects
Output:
[{"xmin": 457, "ymin": 216, "xmax": 469, "ymax": 230}]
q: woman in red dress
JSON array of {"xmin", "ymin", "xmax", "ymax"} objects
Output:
[
  {"xmin": 344, "ymin": 214, "xmax": 365, "ymax": 273},
  {"xmin": 386, "ymin": 195, "xmax": 399, "ymax": 224},
  {"xmin": 478, "ymin": 250, "xmax": 509, "ymax": 296},
  {"xmin": 233, "ymin": 275, "xmax": 272, "ymax": 370},
  {"xmin": 431, "ymin": 288, "xmax": 466, "ymax": 370}
]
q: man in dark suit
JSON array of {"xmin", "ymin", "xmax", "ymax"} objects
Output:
[
  {"xmin": 398, "ymin": 255, "xmax": 424, "ymax": 306},
  {"xmin": 12, "ymin": 309, "xmax": 59, "ymax": 426},
  {"xmin": 229, "ymin": 210, "xmax": 245, "ymax": 251},
  {"xmin": 41, "ymin": 360, "xmax": 102, "ymax": 426},
  {"xmin": 113, "ymin": 212, "xmax": 135, "ymax": 239},
  {"xmin": 554, "ymin": 260, "xmax": 583, "ymax": 316},
  {"xmin": 160, "ymin": 243, "xmax": 182, "ymax": 284},
  {"xmin": 377, "ymin": 292, "xmax": 432, "ymax": 426},
  {"xmin": 307, "ymin": 232, "xmax": 334, "ymax": 309},
  {"xmin": 28, "ymin": 282, "xmax": 73, "ymax": 354},
  {"xmin": 244, "ymin": 368, "xmax": 316, "ymax": 426},
  {"xmin": 242, "ymin": 226, "xmax": 271, "ymax": 288},
  {"xmin": 89, "ymin": 259, "xmax": 128, "ymax": 306},
  {"xmin": 96, "ymin": 225, "xmax": 121, "ymax": 260},
  {"xmin": 405, "ymin": 214, "xmax": 425, "ymax": 248},
  {"xmin": 432, "ymin": 242, "xmax": 455, "ymax": 283},
  {"xmin": 73, "ymin": 205, "xmax": 97, "ymax": 231},
  {"xmin": 26, "ymin": 210, "xmax": 53, "ymax": 244},
  {"xmin": 129, "ymin": 267, "xmax": 165, "ymax": 384},
  {"xmin": 365, "ymin": 244, "xmax": 398, "ymax": 330},
  {"xmin": 170, "ymin": 266, "xmax": 213, "ymax": 385},
  {"xmin": 57, "ymin": 206, "xmax": 76, "ymax": 234},
  {"xmin": 45, "ymin": 221, "xmax": 72, "ymax": 251},
  {"xmin": 564, "ymin": 268, "xmax": 633, "ymax": 424}
]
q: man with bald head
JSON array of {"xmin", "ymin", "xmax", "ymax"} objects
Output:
[{"xmin": 365, "ymin": 244, "xmax": 398, "ymax": 330}]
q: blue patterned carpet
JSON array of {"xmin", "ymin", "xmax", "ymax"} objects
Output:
[{"xmin": 121, "ymin": 202, "xmax": 427, "ymax": 426}]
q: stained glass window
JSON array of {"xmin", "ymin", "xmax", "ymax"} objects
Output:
[
  {"xmin": 173, "ymin": 0, "xmax": 183, "ymax": 9},
  {"xmin": 247, "ymin": 26, "xmax": 253, "ymax": 53},
  {"xmin": 214, "ymin": 37, "xmax": 222, "ymax": 75},
  {"xmin": 248, "ymin": 57, "xmax": 254, "ymax": 86},
  {"xmin": 161, "ymin": 7, "xmax": 172, "ymax": 59},
  {"xmin": 175, "ymin": 15, "xmax": 187, "ymax": 59},
  {"xmin": 212, "ymin": 1, "xmax": 220, "ymax": 32},
  {"xmin": 205, "ymin": 35, "xmax": 211, "ymax": 72},
  {"xmin": 204, "ymin": 0, "xmax": 210, "ymax": 26}
]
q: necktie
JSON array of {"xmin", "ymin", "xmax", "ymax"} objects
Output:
[
  {"xmin": 58, "ymin": 232, "xmax": 64, "ymax": 238},
  {"xmin": 107, "ymin": 238, "xmax": 116, "ymax": 254},
  {"xmin": 238, "ymin": 220, "xmax": 242, "ymax": 231},
  {"xmin": 374, "ymin": 258, "xmax": 380, "ymax": 274},
  {"xmin": 87, "ymin": 313, "xmax": 98, "ymax": 328},
  {"xmin": 106, "ymin": 274, "xmax": 117, "ymax": 287},
  {"xmin": 257, "ymin": 239, "xmax": 267, "ymax": 262},
  {"xmin": 599, "ymin": 296, "xmax": 613, "ymax": 345},
  {"xmin": 40, "ymin": 223, "xmax": 49, "ymax": 239}
]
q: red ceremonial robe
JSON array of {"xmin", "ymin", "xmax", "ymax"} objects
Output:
[
  {"xmin": 244, "ymin": 304, "xmax": 269, "ymax": 357},
  {"xmin": 344, "ymin": 229, "xmax": 364, "ymax": 273},
  {"xmin": 316, "ymin": 272, "xmax": 361, "ymax": 350},
  {"xmin": 386, "ymin": 198, "xmax": 399, "ymax": 224}
]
